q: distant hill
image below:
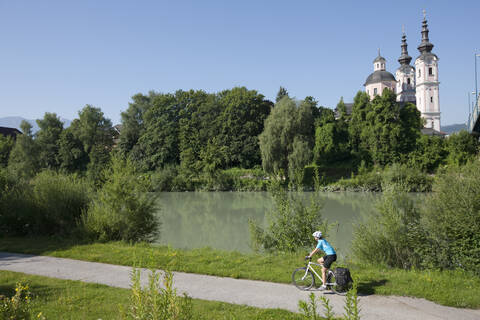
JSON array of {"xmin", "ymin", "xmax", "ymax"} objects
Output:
[
  {"xmin": 0, "ymin": 116, "xmax": 71, "ymax": 133},
  {"xmin": 442, "ymin": 123, "xmax": 467, "ymax": 135}
]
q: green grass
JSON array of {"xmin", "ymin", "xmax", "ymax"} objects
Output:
[
  {"xmin": 1, "ymin": 236, "xmax": 480, "ymax": 309},
  {"xmin": 0, "ymin": 270, "xmax": 303, "ymax": 320}
]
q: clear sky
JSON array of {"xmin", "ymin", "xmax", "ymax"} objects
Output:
[{"xmin": 1, "ymin": 0, "xmax": 479, "ymax": 126}]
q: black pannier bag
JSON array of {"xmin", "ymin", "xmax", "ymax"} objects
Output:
[{"xmin": 335, "ymin": 267, "xmax": 353, "ymax": 287}]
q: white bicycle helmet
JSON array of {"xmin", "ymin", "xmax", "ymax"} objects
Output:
[{"xmin": 312, "ymin": 231, "xmax": 322, "ymax": 238}]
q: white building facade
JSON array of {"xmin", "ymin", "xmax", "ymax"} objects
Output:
[{"xmin": 363, "ymin": 13, "xmax": 441, "ymax": 132}]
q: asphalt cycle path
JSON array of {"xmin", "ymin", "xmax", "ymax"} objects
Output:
[{"xmin": 1, "ymin": 252, "xmax": 479, "ymax": 320}]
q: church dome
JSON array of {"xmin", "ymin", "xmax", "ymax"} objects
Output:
[{"xmin": 364, "ymin": 70, "xmax": 396, "ymax": 86}]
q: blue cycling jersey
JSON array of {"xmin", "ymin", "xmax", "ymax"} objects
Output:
[{"xmin": 316, "ymin": 239, "xmax": 336, "ymax": 255}]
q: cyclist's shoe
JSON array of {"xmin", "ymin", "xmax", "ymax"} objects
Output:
[{"xmin": 319, "ymin": 285, "xmax": 327, "ymax": 291}]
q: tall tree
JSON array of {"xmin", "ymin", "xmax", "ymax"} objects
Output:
[
  {"xmin": 137, "ymin": 93, "xmax": 181, "ymax": 170},
  {"xmin": 58, "ymin": 105, "xmax": 115, "ymax": 179},
  {"xmin": 0, "ymin": 135, "xmax": 14, "ymax": 168},
  {"xmin": 217, "ymin": 87, "xmax": 273, "ymax": 168},
  {"xmin": 8, "ymin": 121, "xmax": 40, "ymax": 179},
  {"xmin": 313, "ymin": 98, "xmax": 350, "ymax": 165},
  {"xmin": 36, "ymin": 112, "xmax": 64, "ymax": 169},
  {"xmin": 275, "ymin": 86, "xmax": 289, "ymax": 103},
  {"xmin": 348, "ymin": 91, "xmax": 371, "ymax": 161},
  {"xmin": 361, "ymin": 89, "xmax": 422, "ymax": 165},
  {"xmin": 118, "ymin": 92, "xmax": 156, "ymax": 160},
  {"xmin": 259, "ymin": 97, "xmax": 314, "ymax": 180}
]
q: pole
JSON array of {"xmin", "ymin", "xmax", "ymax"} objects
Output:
[{"xmin": 476, "ymin": 53, "xmax": 478, "ymax": 102}]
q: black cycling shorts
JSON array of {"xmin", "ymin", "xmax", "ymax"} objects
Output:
[{"xmin": 323, "ymin": 254, "xmax": 337, "ymax": 269}]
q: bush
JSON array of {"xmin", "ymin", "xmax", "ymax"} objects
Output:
[
  {"xmin": 420, "ymin": 159, "xmax": 480, "ymax": 273},
  {"xmin": 121, "ymin": 268, "xmax": 193, "ymax": 320},
  {"xmin": 382, "ymin": 163, "xmax": 432, "ymax": 192},
  {"xmin": 249, "ymin": 181, "xmax": 330, "ymax": 252},
  {"xmin": 150, "ymin": 164, "xmax": 179, "ymax": 192},
  {"xmin": 352, "ymin": 185, "xmax": 424, "ymax": 269},
  {"xmin": 0, "ymin": 169, "xmax": 36, "ymax": 236},
  {"xmin": 0, "ymin": 282, "xmax": 32, "ymax": 320},
  {"xmin": 31, "ymin": 170, "xmax": 91, "ymax": 235},
  {"xmin": 82, "ymin": 155, "xmax": 160, "ymax": 242}
]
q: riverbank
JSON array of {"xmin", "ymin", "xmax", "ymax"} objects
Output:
[{"xmin": 1, "ymin": 237, "xmax": 479, "ymax": 309}]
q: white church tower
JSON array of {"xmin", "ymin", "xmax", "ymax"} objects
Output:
[
  {"xmin": 415, "ymin": 11, "xmax": 440, "ymax": 132},
  {"xmin": 396, "ymin": 28, "xmax": 416, "ymax": 103}
]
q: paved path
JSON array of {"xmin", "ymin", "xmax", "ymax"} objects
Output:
[{"xmin": 1, "ymin": 252, "xmax": 479, "ymax": 320}]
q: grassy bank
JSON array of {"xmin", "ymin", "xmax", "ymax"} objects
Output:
[
  {"xmin": 1, "ymin": 237, "xmax": 479, "ymax": 309},
  {"xmin": 0, "ymin": 270, "xmax": 302, "ymax": 320}
]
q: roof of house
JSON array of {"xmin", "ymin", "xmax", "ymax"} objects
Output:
[{"xmin": 0, "ymin": 126, "xmax": 22, "ymax": 138}]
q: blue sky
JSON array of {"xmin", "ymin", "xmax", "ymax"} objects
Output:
[{"xmin": 0, "ymin": 0, "xmax": 479, "ymax": 126}]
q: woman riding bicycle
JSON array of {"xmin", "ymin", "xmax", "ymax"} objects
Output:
[{"xmin": 306, "ymin": 231, "xmax": 337, "ymax": 290}]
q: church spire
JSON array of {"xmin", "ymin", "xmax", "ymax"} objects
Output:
[
  {"xmin": 398, "ymin": 26, "xmax": 412, "ymax": 65},
  {"xmin": 418, "ymin": 9, "xmax": 434, "ymax": 54}
]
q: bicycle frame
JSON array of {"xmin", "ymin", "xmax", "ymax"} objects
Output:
[{"xmin": 302, "ymin": 261, "xmax": 336, "ymax": 287}]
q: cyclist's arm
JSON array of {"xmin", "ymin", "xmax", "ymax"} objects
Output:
[{"xmin": 307, "ymin": 248, "xmax": 319, "ymax": 258}]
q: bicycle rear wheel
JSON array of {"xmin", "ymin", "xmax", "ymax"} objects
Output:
[
  {"xmin": 292, "ymin": 267, "xmax": 315, "ymax": 290},
  {"xmin": 327, "ymin": 270, "xmax": 351, "ymax": 295}
]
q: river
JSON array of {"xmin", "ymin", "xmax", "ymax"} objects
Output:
[{"xmin": 154, "ymin": 192, "xmax": 382, "ymax": 256}]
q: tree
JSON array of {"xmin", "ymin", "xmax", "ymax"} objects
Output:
[
  {"xmin": 137, "ymin": 93, "xmax": 181, "ymax": 170},
  {"xmin": 35, "ymin": 112, "xmax": 64, "ymax": 169},
  {"xmin": 276, "ymin": 86, "xmax": 289, "ymax": 103},
  {"xmin": 58, "ymin": 105, "xmax": 115, "ymax": 180},
  {"xmin": 313, "ymin": 98, "xmax": 350, "ymax": 165},
  {"xmin": 408, "ymin": 135, "xmax": 447, "ymax": 172},
  {"xmin": 8, "ymin": 121, "xmax": 40, "ymax": 179},
  {"xmin": 445, "ymin": 130, "xmax": 479, "ymax": 166},
  {"xmin": 360, "ymin": 89, "xmax": 422, "ymax": 166},
  {"xmin": 118, "ymin": 92, "xmax": 156, "ymax": 161},
  {"xmin": 348, "ymin": 91, "xmax": 371, "ymax": 161},
  {"xmin": 259, "ymin": 97, "xmax": 314, "ymax": 180},
  {"xmin": 0, "ymin": 135, "xmax": 14, "ymax": 168},
  {"xmin": 178, "ymin": 91, "xmax": 221, "ymax": 175},
  {"xmin": 217, "ymin": 87, "xmax": 273, "ymax": 168}
]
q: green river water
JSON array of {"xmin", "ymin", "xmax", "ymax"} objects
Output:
[{"xmin": 154, "ymin": 192, "xmax": 382, "ymax": 256}]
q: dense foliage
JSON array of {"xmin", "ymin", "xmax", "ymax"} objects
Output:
[
  {"xmin": 82, "ymin": 156, "xmax": 159, "ymax": 242},
  {"xmin": 352, "ymin": 158, "xmax": 480, "ymax": 274},
  {"xmin": 249, "ymin": 182, "xmax": 330, "ymax": 252}
]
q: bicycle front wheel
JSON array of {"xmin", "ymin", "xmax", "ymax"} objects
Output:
[{"xmin": 292, "ymin": 267, "xmax": 315, "ymax": 290}]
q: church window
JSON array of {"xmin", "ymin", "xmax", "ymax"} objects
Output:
[
  {"xmin": 429, "ymin": 67, "xmax": 433, "ymax": 76},
  {"xmin": 418, "ymin": 69, "xmax": 421, "ymax": 77},
  {"xmin": 430, "ymin": 97, "xmax": 433, "ymax": 103},
  {"xmin": 374, "ymin": 88, "xmax": 377, "ymax": 95},
  {"xmin": 407, "ymin": 78, "xmax": 411, "ymax": 85}
]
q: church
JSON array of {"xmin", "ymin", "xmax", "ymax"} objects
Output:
[{"xmin": 364, "ymin": 12, "xmax": 441, "ymax": 133}]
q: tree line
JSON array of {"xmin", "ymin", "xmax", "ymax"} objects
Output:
[{"xmin": 0, "ymin": 86, "xmax": 478, "ymax": 190}]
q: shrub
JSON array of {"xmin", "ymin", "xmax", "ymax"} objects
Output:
[
  {"xmin": 420, "ymin": 159, "xmax": 480, "ymax": 274},
  {"xmin": 0, "ymin": 282, "xmax": 32, "ymax": 320},
  {"xmin": 82, "ymin": 155, "xmax": 160, "ymax": 242},
  {"xmin": 150, "ymin": 164, "xmax": 179, "ymax": 192},
  {"xmin": 445, "ymin": 131, "xmax": 479, "ymax": 166},
  {"xmin": 0, "ymin": 169, "xmax": 36, "ymax": 236},
  {"xmin": 249, "ymin": 181, "xmax": 331, "ymax": 252},
  {"xmin": 352, "ymin": 185, "xmax": 424, "ymax": 269},
  {"xmin": 31, "ymin": 170, "xmax": 91, "ymax": 235},
  {"xmin": 382, "ymin": 163, "xmax": 432, "ymax": 192},
  {"xmin": 121, "ymin": 268, "xmax": 193, "ymax": 320},
  {"xmin": 298, "ymin": 284, "xmax": 360, "ymax": 320}
]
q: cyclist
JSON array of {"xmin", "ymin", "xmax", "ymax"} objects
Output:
[{"xmin": 306, "ymin": 231, "xmax": 337, "ymax": 290}]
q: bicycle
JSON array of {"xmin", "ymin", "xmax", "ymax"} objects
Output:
[{"xmin": 292, "ymin": 257, "xmax": 347, "ymax": 294}]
